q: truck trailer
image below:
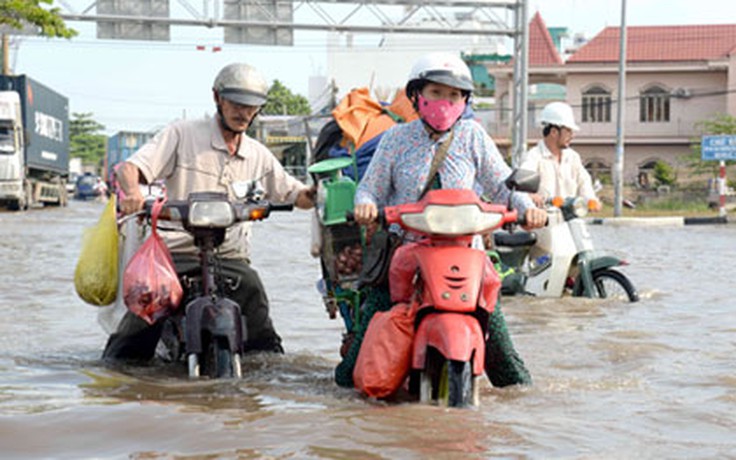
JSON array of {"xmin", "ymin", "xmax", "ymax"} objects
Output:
[{"xmin": 0, "ymin": 75, "xmax": 69, "ymax": 210}]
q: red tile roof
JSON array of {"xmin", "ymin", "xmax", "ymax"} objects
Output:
[
  {"xmin": 529, "ymin": 11, "xmax": 564, "ymax": 66},
  {"xmin": 568, "ymin": 24, "xmax": 736, "ymax": 63}
]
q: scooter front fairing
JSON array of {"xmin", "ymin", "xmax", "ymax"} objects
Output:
[
  {"xmin": 525, "ymin": 208, "xmax": 578, "ymax": 297},
  {"xmin": 412, "ymin": 312, "xmax": 486, "ymax": 376},
  {"xmin": 414, "ymin": 245, "xmax": 486, "ymax": 312},
  {"xmin": 409, "ymin": 244, "xmax": 491, "ymax": 377},
  {"xmin": 184, "ymin": 296, "xmax": 244, "ymax": 355}
]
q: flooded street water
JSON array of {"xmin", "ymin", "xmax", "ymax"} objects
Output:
[{"xmin": 1, "ymin": 199, "xmax": 735, "ymax": 459}]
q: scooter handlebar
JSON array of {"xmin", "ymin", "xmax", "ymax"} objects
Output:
[
  {"xmin": 138, "ymin": 197, "xmax": 185, "ymax": 222},
  {"xmin": 269, "ymin": 203, "xmax": 294, "ymax": 212},
  {"xmin": 344, "ymin": 209, "xmax": 386, "ymax": 227},
  {"xmin": 507, "ymin": 209, "xmax": 548, "ymax": 231},
  {"xmin": 136, "ymin": 197, "xmax": 293, "ymax": 225}
]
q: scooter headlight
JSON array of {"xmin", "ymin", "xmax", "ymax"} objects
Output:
[
  {"xmin": 188, "ymin": 200, "xmax": 235, "ymax": 228},
  {"xmin": 552, "ymin": 196, "xmax": 588, "ymax": 220},
  {"xmin": 400, "ymin": 204, "xmax": 504, "ymax": 235},
  {"xmin": 566, "ymin": 197, "xmax": 589, "ymax": 219}
]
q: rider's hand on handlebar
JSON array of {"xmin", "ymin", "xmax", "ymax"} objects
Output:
[
  {"xmin": 295, "ymin": 185, "xmax": 317, "ymax": 210},
  {"xmin": 354, "ymin": 202, "xmax": 378, "ymax": 226},
  {"xmin": 522, "ymin": 208, "xmax": 547, "ymax": 230},
  {"xmin": 119, "ymin": 190, "xmax": 145, "ymax": 216},
  {"xmin": 530, "ymin": 192, "xmax": 546, "ymax": 208}
]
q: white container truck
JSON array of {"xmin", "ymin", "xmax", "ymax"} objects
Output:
[{"xmin": 0, "ymin": 75, "xmax": 69, "ymax": 210}]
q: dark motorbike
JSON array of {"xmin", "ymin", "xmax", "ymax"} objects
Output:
[{"xmin": 134, "ymin": 185, "xmax": 293, "ymax": 378}]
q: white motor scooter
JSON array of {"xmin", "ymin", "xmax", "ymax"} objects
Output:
[{"xmin": 492, "ymin": 197, "xmax": 639, "ymax": 302}]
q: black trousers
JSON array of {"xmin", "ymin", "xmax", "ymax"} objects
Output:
[{"xmin": 102, "ymin": 254, "xmax": 282, "ymax": 361}]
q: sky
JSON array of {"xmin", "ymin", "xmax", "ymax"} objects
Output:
[{"xmin": 8, "ymin": 0, "xmax": 734, "ymax": 135}]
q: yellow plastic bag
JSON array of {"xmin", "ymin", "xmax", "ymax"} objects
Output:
[{"xmin": 74, "ymin": 197, "xmax": 119, "ymax": 306}]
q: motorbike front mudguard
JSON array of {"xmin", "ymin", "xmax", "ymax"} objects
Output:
[
  {"xmin": 184, "ymin": 296, "xmax": 244, "ymax": 355},
  {"xmin": 573, "ymin": 252, "xmax": 623, "ymax": 297},
  {"xmin": 412, "ymin": 313, "xmax": 485, "ymax": 376}
]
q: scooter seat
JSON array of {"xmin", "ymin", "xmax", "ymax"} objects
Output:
[{"xmin": 494, "ymin": 230, "xmax": 537, "ymax": 248}]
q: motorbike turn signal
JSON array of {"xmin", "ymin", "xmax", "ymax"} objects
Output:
[{"xmin": 248, "ymin": 207, "xmax": 268, "ymax": 221}]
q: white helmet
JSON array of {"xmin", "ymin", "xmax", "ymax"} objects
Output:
[
  {"xmin": 539, "ymin": 101, "xmax": 579, "ymax": 131},
  {"xmin": 406, "ymin": 52, "xmax": 474, "ymax": 97},
  {"xmin": 213, "ymin": 63, "xmax": 269, "ymax": 107}
]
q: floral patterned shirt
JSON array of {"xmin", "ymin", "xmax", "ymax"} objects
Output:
[{"xmin": 355, "ymin": 118, "xmax": 534, "ymax": 213}]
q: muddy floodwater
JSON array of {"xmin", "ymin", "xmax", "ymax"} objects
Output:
[{"xmin": 1, "ymin": 199, "xmax": 735, "ymax": 459}]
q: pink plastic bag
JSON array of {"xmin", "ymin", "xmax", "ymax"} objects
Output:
[{"xmin": 122, "ymin": 198, "xmax": 183, "ymax": 324}]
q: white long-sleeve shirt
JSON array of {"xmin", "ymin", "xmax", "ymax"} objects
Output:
[{"xmin": 520, "ymin": 140, "xmax": 598, "ymax": 202}]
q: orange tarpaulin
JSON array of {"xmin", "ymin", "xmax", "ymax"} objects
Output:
[
  {"xmin": 332, "ymin": 87, "xmax": 418, "ymax": 151},
  {"xmin": 386, "ymin": 88, "xmax": 419, "ymax": 125}
]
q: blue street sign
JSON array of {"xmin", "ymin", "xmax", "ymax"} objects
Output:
[{"xmin": 702, "ymin": 135, "xmax": 736, "ymax": 161}]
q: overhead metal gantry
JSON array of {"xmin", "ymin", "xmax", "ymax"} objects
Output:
[{"xmin": 57, "ymin": 0, "xmax": 529, "ymax": 159}]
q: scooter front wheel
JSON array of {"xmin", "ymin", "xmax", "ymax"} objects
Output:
[
  {"xmin": 188, "ymin": 353, "xmax": 200, "ymax": 378},
  {"xmin": 203, "ymin": 336, "xmax": 240, "ymax": 379},
  {"xmin": 592, "ymin": 269, "xmax": 639, "ymax": 302},
  {"xmin": 187, "ymin": 348, "xmax": 241, "ymax": 378},
  {"xmin": 419, "ymin": 348, "xmax": 479, "ymax": 408}
]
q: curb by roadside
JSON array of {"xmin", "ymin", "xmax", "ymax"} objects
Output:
[{"xmin": 588, "ymin": 215, "xmax": 729, "ymax": 227}]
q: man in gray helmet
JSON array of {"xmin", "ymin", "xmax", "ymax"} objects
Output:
[{"xmin": 104, "ymin": 63, "xmax": 315, "ymax": 361}]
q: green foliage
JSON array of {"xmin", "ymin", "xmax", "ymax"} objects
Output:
[
  {"xmin": 261, "ymin": 80, "xmax": 310, "ymax": 116},
  {"xmin": 70, "ymin": 113, "xmax": 106, "ymax": 166},
  {"xmin": 597, "ymin": 173, "xmax": 613, "ymax": 186},
  {"xmin": 686, "ymin": 114, "xmax": 736, "ymax": 175},
  {"xmin": 653, "ymin": 160, "xmax": 677, "ymax": 187},
  {"xmin": 0, "ymin": 0, "xmax": 77, "ymax": 38},
  {"xmin": 636, "ymin": 197, "xmax": 710, "ymax": 214}
]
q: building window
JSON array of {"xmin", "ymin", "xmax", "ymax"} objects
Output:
[
  {"xmin": 499, "ymin": 93, "xmax": 509, "ymax": 124},
  {"xmin": 639, "ymin": 86, "xmax": 670, "ymax": 122},
  {"xmin": 582, "ymin": 86, "xmax": 611, "ymax": 123}
]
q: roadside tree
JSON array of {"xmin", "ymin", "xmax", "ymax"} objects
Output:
[
  {"xmin": 687, "ymin": 114, "xmax": 736, "ymax": 177},
  {"xmin": 70, "ymin": 113, "xmax": 106, "ymax": 169},
  {"xmin": 261, "ymin": 80, "xmax": 311, "ymax": 116},
  {"xmin": 0, "ymin": 0, "xmax": 76, "ymax": 38},
  {"xmin": 653, "ymin": 160, "xmax": 677, "ymax": 187}
]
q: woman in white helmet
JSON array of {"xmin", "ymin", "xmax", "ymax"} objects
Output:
[
  {"xmin": 335, "ymin": 52, "xmax": 547, "ymax": 389},
  {"xmin": 105, "ymin": 63, "xmax": 315, "ymax": 362},
  {"xmin": 521, "ymin": 101, "xmax": 601, "ymax": 211}
]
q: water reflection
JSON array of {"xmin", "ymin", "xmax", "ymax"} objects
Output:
[{"xmin": 0, "ymin": 201, "xmax": 735, "ymax": 458}]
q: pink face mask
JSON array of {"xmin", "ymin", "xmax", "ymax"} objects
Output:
[{"xmin": 417, "ymin": 95, "xmax": 466, "ymax": 132}]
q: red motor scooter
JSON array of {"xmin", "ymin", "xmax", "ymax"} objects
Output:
[{"xmin": 379, "ymin": 170, "xmax": 537, "ymax": 407}]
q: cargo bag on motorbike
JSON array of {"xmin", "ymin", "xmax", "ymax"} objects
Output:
[
  {"xmin": 358, "ymin": 230, "xmax": 401, "ymax": 288},
  {"xmin": 353, "ymin": 302, "xmax": 415, "ymax": 398},
  {"xmin": 122, "ymin": 198, "xmax": 183, "ymax": 325},
  {"xmin": 74, "ymin": 196, "xmax": 119, "ymax": 306}
]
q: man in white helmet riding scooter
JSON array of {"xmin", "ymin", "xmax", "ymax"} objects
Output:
[{"xmin": 520, "ymin": 101, "xmax": 602, "ymax": 211}]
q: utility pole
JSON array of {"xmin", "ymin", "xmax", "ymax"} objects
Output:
[
  {"xmin": 330, "ymin": 79, "xmax": 338, "ymax": 111},
  {"xmin": 613, "ymin": 0, "xmax": 628, "ymax": 217},
  {"xmin": 1, "ymin": 34, "xmax": 9, "ymax": 75}
]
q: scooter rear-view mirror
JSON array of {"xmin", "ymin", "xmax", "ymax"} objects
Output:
[{"xmin": 504, "ymin": 169, "xmax": 540, "ymax": 193}]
